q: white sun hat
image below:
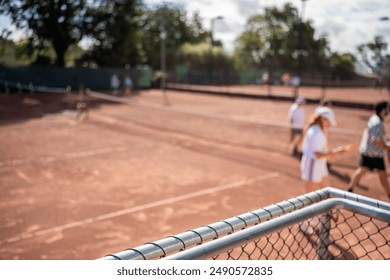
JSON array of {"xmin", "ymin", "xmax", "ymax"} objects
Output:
[{"xmin": 317, "ymin": 107, "xmax": 337, "ymax": 126}]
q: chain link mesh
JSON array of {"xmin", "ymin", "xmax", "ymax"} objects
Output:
[{"xmin": 212, "ymin": 210, "xmax": 389, "ymax": 260}]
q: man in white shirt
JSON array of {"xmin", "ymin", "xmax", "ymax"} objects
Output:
[{"xmin": 287, "ymin": 96, "xmax": 305, "ymax": 156}]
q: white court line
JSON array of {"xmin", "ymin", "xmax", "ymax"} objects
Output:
[
  {"xmin": 88, "ymin": 91, "xmax": 361, "ymax": 136},
  {"xmin": 2, "ymin": 172, "xmax": 279, "ymax": 245},
  {"xmin": 0, "ymin": 147, "xmax": 127, "ymax": 168}
]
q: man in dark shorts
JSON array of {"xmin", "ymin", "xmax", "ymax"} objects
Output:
[{"xmin": 348, "ymin": 101, "xmax": 390, "ymax": 201}]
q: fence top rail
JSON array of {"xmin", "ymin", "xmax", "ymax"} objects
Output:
[
  {"xmin": 324, "ymin": 187, "xmax": 390, "ymax": 211},
  {"xmin": 99, "ymin": 187, "xmax": 390, "ymax": 260}
]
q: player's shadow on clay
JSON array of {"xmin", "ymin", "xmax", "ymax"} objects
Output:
[{"xmin": 328, "ymin": 165, "xmax": 369, "ymax": 191}]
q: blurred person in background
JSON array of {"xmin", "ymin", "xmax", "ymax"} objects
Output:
[
  {"xmin": 110, "ymin": 72, "xmax": 120, "ymax": 95},
  {"xmin": 287, "ymin": 96, "xmax": 306, "ymax": 156},
  {"xmin": 123, "ymin": 74, "xmax": 134, "ymax": 96},
  {"xmin": 289, "ymin": 75, "xmax": 301, "ymax": 98},
  {"xmin": 281, "ymin": 72, "xmax": 291, "ymax": 86}
]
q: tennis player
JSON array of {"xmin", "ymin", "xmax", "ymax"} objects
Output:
[{"xmin": 301, "ymin": 107, "xmax": 355, "ymax": 192}]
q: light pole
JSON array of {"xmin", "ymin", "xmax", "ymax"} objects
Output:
[
  {"xmin": 301, "ymin": 0, "xmax": 307, "ymax": 21},
  {"xmin": 377, "ymin": 16, "xmax": 389, "ymax": 93},
  {"xmin": 160, "ymin": 9, "xmax": 170, "ymax": 105},
  {"xmin": 210, "ymin": 16, "xmax": 224, "ymax": 46},
  {"xmin": 209, "ymin": 16, "xmax": 224, "ymax": 85},
  {"xmin": 296, "ymin": 0, "xmax": 308, "ymax": 97}
]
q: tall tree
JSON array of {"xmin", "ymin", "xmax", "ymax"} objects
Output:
[
  {"xmin": 329, "ymin": 52, "xmax": 355, "ymax": 80},
  {"xmin": 234, "ymin": 4, "xmax": 300, "ymax": 69},
  {"xmin": 0, "ymin": 0, "xmax": 87, "ymax": 66},
  {"xmin": 234, "ymin": 3, "xmax": 331, "ymax": 75},
  {"xmin": 0, "ymin": 30, "xmax": 10, "ymax": 61},
  {"xmin": 141, "ymin": 4, "xmax": 208, "ymax": 70},
  {"xmin": 357, "ymin": 36, "xmax": 389, "ymax": 74},
  {"xmin": 79, "ymin": 0, "xmax": 145, "ymax": 67}
]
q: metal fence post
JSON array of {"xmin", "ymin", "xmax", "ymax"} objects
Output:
[{"xmin": 317, "ymin": 212, "xmax": 331, "ymax": 260}]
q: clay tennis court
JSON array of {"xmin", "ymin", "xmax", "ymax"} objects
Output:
[{"xmin": 0, "ymin": 85, "xmax": 389, "ymax": 259}]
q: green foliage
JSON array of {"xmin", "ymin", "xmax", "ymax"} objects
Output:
[
  {"xmin": 177, "ymin": 43, "xmax": 211, "ymax": 66},
  {"xmin": 141, "ymin": 4, "xmax": 209, "ymax": 70},
  {"xmin": 357, "ymin": 36, "xmax": 389, "ymax": 74},
  {"xmin": 233, "ymin": 16, "xmax": 266, "ymax": 67},
  {"xmin": 0, "ymin": 1, "xmax": 210, "ymax": 69},
  {"xmin": 14, "ymin": 39, "xmax": 55, "ymax": 65},
  {"xmin": 177, "ymin": 42, "xmax": 235, "ymax": 68},
  {"xmin": 329, "ymin": 52, "xmax": 355, "ymax": 80},
  {"xmin": 0, "ymin": 35, "xmax": 9, "ymax": 60},
  {"xmin": 64, "ymin": 44, "xmax": 86, "ymax": 67},
  {"xmin": 0, "ymin": 37, "xmax": 28, "ymax": 66},
  {"xmin": 233, "ymin": 3, "xmax": 331, "ymax": 76},
  {"xmin": 0, "ymin": 0, "xmax": 88, "ymax": 66},
  {"xmin": 78, "ymin": 0, "xmax": 146, "ymax": 67},
  {"xmin": 234, "ymin": 4, "xmax": 301, "ymax": 69}
]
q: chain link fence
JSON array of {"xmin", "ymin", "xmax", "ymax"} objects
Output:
[
  {"xmin": 100, "ymin": 187, "xmax": 390, "ymax": 260},
  {"xmin": 0, "ymin": 65, "xmax": 152, "ymax": 91},
  {"xmin": 208, "ymin": 210, "xmax": 389, "ymax": 260}
]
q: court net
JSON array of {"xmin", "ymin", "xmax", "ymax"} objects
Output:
[{"xmin": 100, "ymin": 187, "xmax": 389, "ymax": 260}]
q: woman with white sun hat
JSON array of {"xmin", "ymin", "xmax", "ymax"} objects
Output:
[
  {"xmin": 300, "ymin": 107, "xmax": 356, "ymax": 192},
  {"xmin": 299, "ymin": 107, "xmax": 357, "ymax": 234}
]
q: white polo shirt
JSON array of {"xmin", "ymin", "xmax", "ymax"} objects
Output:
[
  {"xmin": 301, "ymin": 124, "xmax": 328, "ymax": 182},
  {"xmin": 288, "ymin": 103, "xmax": 305, "ymax": 129}
]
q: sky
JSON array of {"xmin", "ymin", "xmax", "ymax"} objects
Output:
[{"xmin": 0, "ymin": 0, "xmax": 389, "ymax": 56}]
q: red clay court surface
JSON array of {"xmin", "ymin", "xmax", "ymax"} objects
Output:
[{"xmin": 0, "ymin": 85, "xmax": 389, "ymax": 259}]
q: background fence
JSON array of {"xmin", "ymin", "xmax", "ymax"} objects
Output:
[
  {"xmin": 100, "ymin": 187, "xmax": 390, "ymax": 260},
  {"xmin": 169, "ymin": 67, "xmax": 378, "ymax": 88},
  {"xmin": 0, "ymin": 65, "xmax": 152, "ymax": 91},
  {"xmin": 0, "ymin": 64, "xmax": 379, "ymax": 94}
]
